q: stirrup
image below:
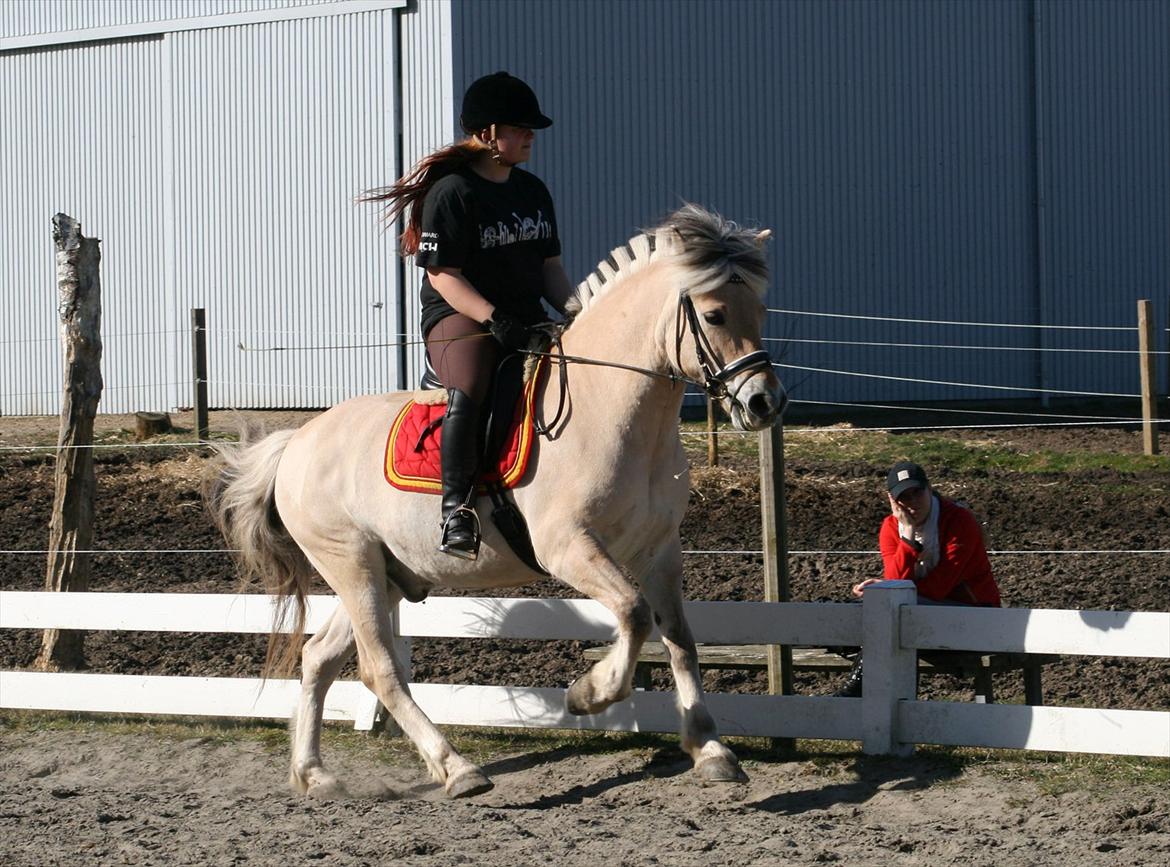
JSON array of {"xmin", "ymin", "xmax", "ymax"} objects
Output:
[{"xmin": 438, "ymin": 504, "xmax": 481, "ymax": 561}]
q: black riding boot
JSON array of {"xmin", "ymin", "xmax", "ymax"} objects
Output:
[
  {"xmin": 832, "ymin": 655, "xmax": 863, "ymax": 698},
  {"xmin": 438, "ymin": 388, "xmax": 481, "ymax": 560}
]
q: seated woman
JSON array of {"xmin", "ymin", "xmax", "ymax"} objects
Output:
[{"xmin": 833, "ymin": 461, "xmax": 1002, "ymax": 697}]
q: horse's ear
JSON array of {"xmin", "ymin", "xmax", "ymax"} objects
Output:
[{"xmin": 754, "ymin": 229, "xmax": 773, "ymax": 247}]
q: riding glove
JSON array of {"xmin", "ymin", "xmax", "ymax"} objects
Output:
[{"xmin": 484, "ymin": 311, "xmax": 533, "ymax": 352}]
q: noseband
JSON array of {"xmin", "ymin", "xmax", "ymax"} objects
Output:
[{"xmin": 675, "ymin": 292, "xmax": 773, "ymax": 401}]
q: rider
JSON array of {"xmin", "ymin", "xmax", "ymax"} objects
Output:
[{"xmin": 361, "ymin": 71, "xmax": 574, "ymax": 560}]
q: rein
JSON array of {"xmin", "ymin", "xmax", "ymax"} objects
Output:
[{"xmin": 527, "ymin": 291, "xmax": 773, "ymax": 438}]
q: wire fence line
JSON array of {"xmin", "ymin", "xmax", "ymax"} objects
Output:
[
  {"xmin": 2, "ymin": 547, "xmax": 1166, "ymax": 558},
  {"xmin": 763, "ymin": 336, "xmax": 1168, "ymax": 355},
  {"xmin": 766, "ymin": 308, "xmax": 1142, "ymax": 331}
]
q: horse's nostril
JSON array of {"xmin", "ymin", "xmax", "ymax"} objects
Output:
[{"xmin": 747, "ymin": 393, "xmax": 772, "ymax": 418}]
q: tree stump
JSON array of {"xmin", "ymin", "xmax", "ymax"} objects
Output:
[{"xmin": 135, "ymin": 411, "xmax": 173, "ymax": 441}]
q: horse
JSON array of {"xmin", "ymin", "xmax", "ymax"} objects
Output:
[{"xmin": 207, "ymin": 204, "xmax": 786, "ymax": 799}]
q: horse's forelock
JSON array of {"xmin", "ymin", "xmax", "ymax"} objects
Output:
[
  {"xmin": 566, "ymin": 205, "xmax": 768, "ymax": 324},
  {"xmin": 660, "ymin": 204, "xmax": 769, "ymax": 299}
]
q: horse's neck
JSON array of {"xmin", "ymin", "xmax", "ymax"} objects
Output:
[{"xmin": 553, "ymin": 272, "xmax": 684, "ymax": 447}]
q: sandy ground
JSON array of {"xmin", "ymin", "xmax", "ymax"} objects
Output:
[{"xmin": 1, "ymin": 725, "xmax": 1168, "ymax": 867}]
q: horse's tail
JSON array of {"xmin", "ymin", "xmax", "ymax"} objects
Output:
[{"xmin": 204, "ymin": 424, "xmax": 313, "ymax": 679}]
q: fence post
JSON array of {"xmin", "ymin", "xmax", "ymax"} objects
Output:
[
  {"xmin": 1137, "ymin": 300, "xmax": 1159, "ymax": 455},
  {"xmin": 861, "ymin": 580, "xmax": 916, "ymax": 756},
  {"xmin": 36, "ymin": 214, "xmax": 102, "ymax": 672},
  {"xmin": 191, "ymin": 308, "xmax": 209, "ymax": 442},
  {"xmin": 759, "ymin": 422, "xmax": 794, "ymax": 751},
  {"xmin": 706, "ymin": 396, "xmax": 719, "ymax": 467}
]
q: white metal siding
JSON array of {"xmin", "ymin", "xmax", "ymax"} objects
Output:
[
  {"xmin": 1, "ymin": 36, "xmax": 172, "ymax": 416},
  {"xmin": 397, "ymin": 0, "xmax": 454, "ymax": 387},
  {"xmin": 172, "ymin": 9, "xmax": 400, "ymax": 409},
  {"xmin": 1, "ymin": 1, "xmax": 338, "ymax": 38},
  {"xmin": 1, "ymin": 4, "xmax": 401, "ymax": 414}
]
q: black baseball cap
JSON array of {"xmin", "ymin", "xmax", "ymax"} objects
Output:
[{"xmin": 887, "ymin": 461, "xmax": 929, "ymax": 499}]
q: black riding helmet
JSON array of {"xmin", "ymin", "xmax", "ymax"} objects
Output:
[{"xmin": 460, "ymin": 71, "xmax": 552, "ymax": 132}]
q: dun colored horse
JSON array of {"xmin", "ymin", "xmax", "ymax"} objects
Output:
[{"xmin": 208, "ymin": 204, "xmax": 786, "ymax": 798}]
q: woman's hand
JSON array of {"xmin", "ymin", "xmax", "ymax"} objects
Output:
[{"xmin": 851, "ymin": 578, "xmax": 882, "ymax": 598}]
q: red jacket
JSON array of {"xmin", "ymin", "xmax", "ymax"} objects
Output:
[{"xmin": 879, "ymin": 497, "xmax": 1001, "ymax": 606}]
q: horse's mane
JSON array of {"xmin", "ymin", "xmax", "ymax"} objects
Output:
[{"xmin": 565, "ymin": 203, "xmax": 769, "ymax": 321}]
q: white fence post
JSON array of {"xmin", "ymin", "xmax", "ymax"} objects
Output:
[{"xmin": 861, "ymin": 580, "xmax": 917, "ymax": 756}]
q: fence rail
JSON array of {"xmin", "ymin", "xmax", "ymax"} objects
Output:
[{"xmin": 1, "ymin": 586, "xmax": 1167, "ymax": 757}]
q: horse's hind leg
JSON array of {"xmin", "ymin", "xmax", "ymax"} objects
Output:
[
  {"xmin": 310, "ymin": 542, "xmax": 493, "ymax": 799},
  {"xmin": 639, "ymin": 547, "xmax": 747, "ymax": 783},
  {"xmin": 289, "ymin": 604, "xmax": 356, "ymax": 796}
]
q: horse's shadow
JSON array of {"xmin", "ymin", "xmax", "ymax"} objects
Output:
[
  {"xmin": 482, "ymin": 742, "xmax": 691, "ymax": 811},
  {"xmin": 745, "ymin": 753, "xmax": 963, "ymax": 815}
]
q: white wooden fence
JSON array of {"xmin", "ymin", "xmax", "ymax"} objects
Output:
[{"xmin": 1, "ymin": 582, "xmax": 1167, "ymax": 757}]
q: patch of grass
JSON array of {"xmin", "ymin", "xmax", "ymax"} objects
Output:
[{"xmin": 680, "ymin": 422, "xmax": 1169, "ymax": 475}]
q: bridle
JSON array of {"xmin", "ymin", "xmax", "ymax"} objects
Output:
[
  {"xmin": 529, "ymin": 285, "xmax": 774, "ymax": 438},
  {"xmin": 674, "ymin": 289, "xmax": 773, "ymax": 403}
]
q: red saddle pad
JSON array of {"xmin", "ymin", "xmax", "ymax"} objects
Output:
[{"xmin": 383, "ymin": 362, "xmax": 543, "ymax": 494}]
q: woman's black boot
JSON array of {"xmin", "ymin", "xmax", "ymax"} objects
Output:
[
  {"xmin": 832, "ymin": 655, "xmax": 863, "ymax": 698},
  {"xmin": 438, "ymin": 388, "xmax": 481, "ymax": 560}
]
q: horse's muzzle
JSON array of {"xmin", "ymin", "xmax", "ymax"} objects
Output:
[{"xmin": 727, "ymin": 373, "xmax": 787, "ymax": 432}]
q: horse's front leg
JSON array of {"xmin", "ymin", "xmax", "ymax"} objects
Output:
[
  {"xmin": 554, "ymin": 531, "xmax": 653, "ymax": 715},
  {"xmin": 639, "ymin": 545, "xmax": 748, "ymax": 783}
]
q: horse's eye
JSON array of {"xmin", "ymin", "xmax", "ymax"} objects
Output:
[{"xmin": 703, "ymin": 310, "xmax": 725, "ymax": 326}]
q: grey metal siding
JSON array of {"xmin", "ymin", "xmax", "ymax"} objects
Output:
[
  {"xmin": 1035, "ymin": 0, "xmax": 1170, "ymax": 398},
  {"xmin": 450, "ymin": 0, "xmax": 1169, "ymax": 408}
]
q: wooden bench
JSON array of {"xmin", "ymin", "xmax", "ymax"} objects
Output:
[{"xmin": 581, "ymin": 643, "xmax": 1059, "ymax": 705}]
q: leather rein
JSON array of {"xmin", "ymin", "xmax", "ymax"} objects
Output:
[{"xmin": 530, "ymin": 291, "xmax": 773, "ymax": 438}]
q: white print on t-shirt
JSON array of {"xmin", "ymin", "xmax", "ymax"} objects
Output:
[{"xmin": 480, "ymin": 210, "xmax": 552, "ymax": 249}]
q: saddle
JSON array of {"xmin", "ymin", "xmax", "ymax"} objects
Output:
[
  {"xmin": 383, "ymin": 354, "xmax": 549, "ymax": 574},
  {"xmin": 383, "ymin": 356, "xmax": 543, "ymax": 494}
]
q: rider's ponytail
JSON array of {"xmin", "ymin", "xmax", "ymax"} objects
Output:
[{"xmin": 359, "ymin": 137, "xmax": 490, "ymax": 256}]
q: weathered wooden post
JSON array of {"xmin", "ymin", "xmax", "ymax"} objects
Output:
[
  {"xmin": 1137, "ymin": 300, "xmax": 1159, "ymax": 455},
  {"xmin": 36, "ymin": 214, "xmax": 103, "ymax": 672},
  {"xmin": 706, "ymin": 396, "xmax": 719, "ymax": 467},
  {"xmin": 191, "ymin": 307, "xmax": 209, "ymax": 442},
  {"xmin": 759, "ymin": 421, "xmax": 794, "ymax": 751}
]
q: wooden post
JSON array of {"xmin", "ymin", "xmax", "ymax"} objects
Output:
[
  {"xmin": 706, "ymin": 396, "xmax": 719, "ymax": 467},
  {"xmin": 1138, "ymin": 300, "xmax": 1159, "ymax": 455},
  {"xmin": 191, "ymin": 308, "xmax": 209, "ymax": 442},
  {"xmin": 759, "ymin": 422, "xmax": 794, "ymax": 751},
  {"xmin": 36, "ymin": 214, "xmax": 103, "ymax": 672}
]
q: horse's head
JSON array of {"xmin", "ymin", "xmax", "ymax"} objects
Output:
[{"xmin": 661, "ymin": 205, "xmax": 787, "ymax": 431}]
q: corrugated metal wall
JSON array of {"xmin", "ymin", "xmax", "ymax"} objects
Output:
[
  {"xmin": 451, "ymin": 0, "xmax": 1170, "ymax": 408},
  {"xmin": 398, "ymin": 0, "xmax": 454, "ymax": 388},
  {"xmin": 171, "ymin": 10, "xmax": 400, "ymax": 409},
  {"xmin": 4, "ymin": 1, "xmax": 1167, "ymax": 414},
  {"xmin": 1035, "ymin": 0, "xmax": 1170, "ymax": 397},
  {"xmin": 0, "ymin": 1, "xmax": 327, "ymax": 37},
  {"xmin": 1, "ymin": 2, "xmax": 401, "ymax": 414},
  {"xmin": 1, "ymin": 36, "xmax": 172, "ymax": 416}
]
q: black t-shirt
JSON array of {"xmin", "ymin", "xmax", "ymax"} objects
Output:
[{"xmin": 416, "ymin": 166, "xmax": 560, "ymax": 337}]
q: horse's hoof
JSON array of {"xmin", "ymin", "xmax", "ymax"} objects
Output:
[
  {"xmin": 446, "ymin": 768, "xmax": 493, "ymax": 799},
  {"xmin": 696, "ymin": 756, "xmax": 749, "ymax": 783},
  {"xmin": 566, "ymin": 676, "xmax": 601, "ymax": 716}
]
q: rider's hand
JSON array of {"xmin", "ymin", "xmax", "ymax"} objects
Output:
[{"xmin": 484, "ymin": 311, "xmax": 533, "ymax": 352}]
